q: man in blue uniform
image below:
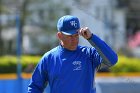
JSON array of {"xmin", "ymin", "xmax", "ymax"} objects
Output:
[{"xmin": 28, "ymin": 15, "xmax": 118, "ymax": 93}]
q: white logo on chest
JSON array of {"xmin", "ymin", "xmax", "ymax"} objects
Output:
[{"xmin": 72, "ymin": 61, "xmax": 82, "ymax": 71}]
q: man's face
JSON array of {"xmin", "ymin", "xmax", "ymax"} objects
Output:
[{"xmin": 58, "ymin": 32, "xmax": 79, "ymax": 50}]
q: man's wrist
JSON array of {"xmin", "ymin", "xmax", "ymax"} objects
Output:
[{"xmin": 87, "ymin": 33, "xmax": 93, "ymax": 40}]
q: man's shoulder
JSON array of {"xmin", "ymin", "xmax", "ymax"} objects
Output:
[{"xmin": 43, "ymin": 46, "xmax": 59, "ymax": 57}]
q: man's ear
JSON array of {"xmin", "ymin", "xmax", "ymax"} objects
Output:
[{"xmin": 57, "ymin": 32, "xmax": 63, "ymax": 39}]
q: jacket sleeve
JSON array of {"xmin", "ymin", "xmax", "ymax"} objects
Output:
[
  {"xmin": 88, "ymin": 34, "xmax": 118, "ymax": 70},
  {"xmin": 28, "ymin": 55, "xmax": 48, "ymax": 93}
]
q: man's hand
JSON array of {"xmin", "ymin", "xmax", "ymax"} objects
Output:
[{"xmin": 78, "ymin": 27, "xmax": 92, "ymax": 39}]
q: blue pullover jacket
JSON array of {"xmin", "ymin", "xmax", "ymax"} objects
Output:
[{"xmin": 28, "ymin": 34, "xmax": 118, "ymax": 93}]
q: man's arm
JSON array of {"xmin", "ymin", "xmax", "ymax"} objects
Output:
[
  {"xmin": 28, "ymin": 55, "xmax": 48, "ymax": 93},
  {"xmin": 79, "ymin": 27, "xmax": 118, "ymax": 69},
  {"xmin": 88, "ymin": 34, "xmax": 118, "ymax": 69}
]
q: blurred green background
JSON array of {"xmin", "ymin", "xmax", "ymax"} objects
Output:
[{"xmin": 0, "ymin": 55, "xmax": 140, "ymax": 73}]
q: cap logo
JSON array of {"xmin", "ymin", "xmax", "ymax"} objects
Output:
[{"xmin": 70, "ymin": 21, "xmax": 77, "ymax": 28}]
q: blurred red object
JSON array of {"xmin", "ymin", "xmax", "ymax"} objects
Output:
[{"xmin": 128, "ymin": 31, "xmax": 140, "ymax": 48}]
